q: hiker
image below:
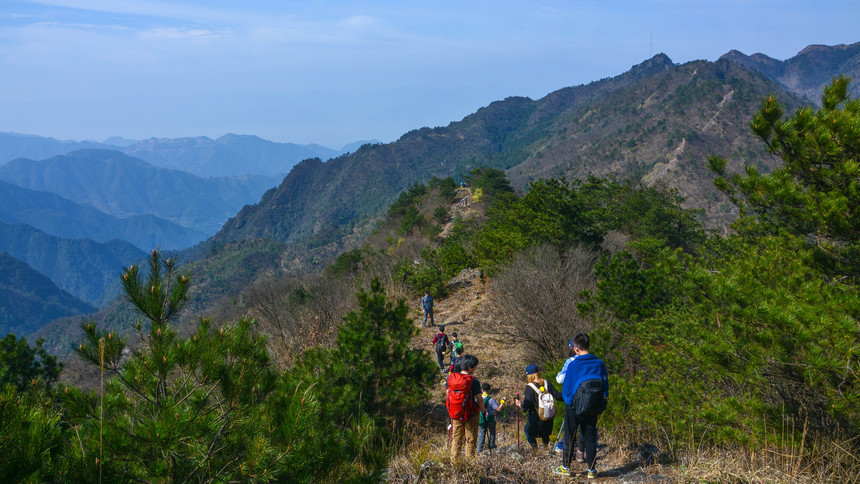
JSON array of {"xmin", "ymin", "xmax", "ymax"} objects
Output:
[
  {"xmin": 450, "ymin": 331, "xmax": 464, "ymax": 355},
  {"xmin": 432, "ymin": 325, "xmax": 450, "ymax": 372},
  {"xmin": 446, "ymin": 354, "xmax": 486, "ymax": 462},
  {"xmin": 515, "ymin": 364, "xmax": 562, "ymax": 449},
  {"xmin": 555, "ymin": 344, "xmax": 584, "ymax": 459},
  {"xmin": 554, "ymin": 333, "xmax": 608, "ymax": 480},
  {"xmin": 477, "ymin": 382, "xmax": 505, "ymax": 453},
  {"xmin": 448, "ymin": 346, "xmax": 464, "ymax": 374},
  {"xmin": 421, "ymin": 291, "xmax": 434, "ymax": 327}
]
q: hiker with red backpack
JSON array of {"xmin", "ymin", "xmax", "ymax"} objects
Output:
[
  {"xmin": 553, "ymin": 333, "xmax": 608, "ymax": 480},
  {"xmin": 446, "ymin": 354, "xmax": 485, "ymax": 462},
  {"xmin": 431, "ymin": 325, "xmax": 450, "ymax": 372},
  {"xmin": 514, "ymin": 364, "xmax": 563, "ymax": 449}
]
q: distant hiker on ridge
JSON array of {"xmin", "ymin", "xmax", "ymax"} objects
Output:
[
  {"xmin": 421, "ymin": 291, "xmax": 434, "ymax": 327},
  {"xmin": 432, "ymin": 325, "xmax": 450, "ymax": 373},
  {"xmin": 515, "ymin": 364, "xmax": 562, "ymax": 449},
  {"xmin": 554, "ymin": 333, "xmax": 608, "ymax": 480}
]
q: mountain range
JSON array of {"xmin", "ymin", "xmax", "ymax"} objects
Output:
[
  {"xmin": 0, "ymin": 132, "xmax": 378, "ymax": 178},
  {"xmin": 11, "ymin": 42, "xmax": 858, "ymax": 354},
  {"xmin": 0, "ymin": 179, "xmax": 205, "ymax": 251},
  {"xmin": 0, "ymin": 149, "xmax": 278, "ymax": 235}
]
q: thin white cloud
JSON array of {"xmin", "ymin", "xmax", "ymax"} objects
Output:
[{"xmin": 139, "ymin": 27, "xmax": 231, "ymax": 41}]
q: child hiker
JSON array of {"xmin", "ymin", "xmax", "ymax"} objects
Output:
[{"xmin": 477, "ymin": 382, "xmax": 505, "ymax": 453}]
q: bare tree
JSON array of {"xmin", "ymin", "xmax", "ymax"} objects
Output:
[
  {"xmin": 488, "ymin": 244, "xmax": 600, "ymax": 362},
  {"xmin": 244, "ymin": 272, "xmax": 357, "ymax": 367}
]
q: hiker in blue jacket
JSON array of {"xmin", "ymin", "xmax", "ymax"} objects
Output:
[
  {"xmin": 421, "ymin": 291, "xmax": 434, "ymax": 327},
  {"xmin": 554, "ymin": 333, "xmax": 608, "ymax": 480}
]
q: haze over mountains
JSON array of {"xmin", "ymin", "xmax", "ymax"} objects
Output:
[
  {"xmin": 0, "ymin": 132, "xmax": 377, "ymax": 178},
  {"xmin": 2, "ymin": 42, "xmax": 857, "ymax": 349}
]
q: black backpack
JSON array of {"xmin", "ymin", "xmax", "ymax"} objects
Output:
[
  {"xmin": 435, "ymin": 334, "xmax": 447, "ymax": 353},
  {"xmin": 573, "ymin": 379, "xmax": 607, "ymax": 417}
]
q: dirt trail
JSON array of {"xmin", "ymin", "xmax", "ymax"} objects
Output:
[{"xmin": 392, "ymin": 191, "xmax": 657, "ymax": 482}]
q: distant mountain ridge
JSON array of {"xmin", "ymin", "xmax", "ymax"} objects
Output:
[
  {"xmin": 0, "ymin": 149, "xmax": 277, "ymax": 234},
  {"xmin": 720, "ymin": 42, "xmax": 860, "ymax": 104},
  {"xmin": 0, "ymin": 252, "xmax": 95, "ymax": 336},
  {"xmin": 0, "ymin": 221, "xmax": 145, "ymax": 307},
  {"xmin": 213, "ymin": 50, "xmax": 808, "ymax": 246},
  {"xmin": 0, "ymin": 179, "xmax": 205, "ymax": 250},
  {"xmin": 0, "ymin": 132, "xmax": 375, "ymax": 177}
]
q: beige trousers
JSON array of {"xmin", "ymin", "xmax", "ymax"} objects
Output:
[{"xmin": 450, "ymin": 414, "xmax": 479, "ymax": 463}]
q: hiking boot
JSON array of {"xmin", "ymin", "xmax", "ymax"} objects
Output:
[
  {"xmin": 587, "ymin": 468, "xmax": 597, "ymax": 479},
  {"xmin": 575, "ymin": 449, "xmax": 586, "ymax": 463},
  {"xmin": 552, "ymin": 465, "xmax": 571, "ymax": 476}
]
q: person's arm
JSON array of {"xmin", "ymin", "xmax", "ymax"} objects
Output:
[
  {"xmin": 556, "ymin": 358, "xmax": 572, "ymax": 384},
  {"xmin": 546, "ymin": 380, "xmax": 564, "ymax": 400},
  {"xmin": 520, "ymin": 386, "xmax": 536, "ymax": 413}
]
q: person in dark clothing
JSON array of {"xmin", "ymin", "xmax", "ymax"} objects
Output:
[
  {"xmin": 554, "ymin": 333, "xmax": 608, "ymax": 480},
  {"xmin": 421, "ymin": 291, "xmax": 434, "ymax": 327},
  {"xmin": 448, "ymin": 346, "xmax": 464, "ymax": 374},
  {"xmin": 431, "ymin": 325, "xmax": 450, "ymax": 372},
  {"xmin": 515, "ymin": 364, "xmax": 563, "ymax": 448}
]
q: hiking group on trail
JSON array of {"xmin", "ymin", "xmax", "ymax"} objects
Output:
[{"xmin": 441, "ymin": 329, "xmax": 608, "ymax": 480}]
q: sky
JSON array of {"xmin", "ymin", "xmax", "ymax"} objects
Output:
[{"xmin": 0, "ymin": 1, "xmax": 857, "ymax": 149}]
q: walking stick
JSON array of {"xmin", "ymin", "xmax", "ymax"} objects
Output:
[
  {"xmin": 516, "ymin": 392, "xmax": 520, "ymax": 451},
  {"xmin": 447, "ymin": 419, "xmax": 452, "ymax": 449},
  {"xmin": 551, "ymin": 417, "xmax": 565, "ymax": 456}
]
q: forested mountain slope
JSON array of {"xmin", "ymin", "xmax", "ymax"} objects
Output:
[
  {"xmin": 0, "ymin": 221, "xmax": 144, "ymax": 307},
  {"xmin": 0, "ymin": 179, "xmax": 205, "ymax": 250},
  {"xmin": 0, "ymin": 253, "xmax": 95, "ymax": 336}
]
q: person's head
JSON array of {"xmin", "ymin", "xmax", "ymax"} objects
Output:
[
  {"xmin": 481, "ymin": 382, "xmax": 491, "ymax": 393},
  {"xmin": 439, "ymin": 325, "xmax": 445, "ymax": 333},
  {"xmin": 452, "ymin": 332, "xmax": 458, "ymax": 340},
  {"xmin": 570, "ymin": 333, "xmax": 590, "ymax": 354},
  {"xmin": 454, "ymin": 347, "xmax": 463, "ymax": 356},
  {"xmin": 525, "ymin": 364, "xmax": 544, "ymax": 385},
  {"xmin": 424, "ymin": 291, "xmax": 429, "ymax": 296},
  {"xmin": 459, "ymin": 354, "xmax": 479, "ymax": 373}
]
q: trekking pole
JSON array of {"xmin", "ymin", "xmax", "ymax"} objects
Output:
[
  {"xmin": 551, "ymin": 417, "xmax": 565, "ymax": 456},
  {"xmin": 516, "ymin": 392, "xmax": 520, "ymax": 451},
  {"xmin": 447, "ymin": 419, "xmax": 452, "ymax": 449}
]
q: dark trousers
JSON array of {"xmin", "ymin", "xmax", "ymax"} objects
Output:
[
  {"xmin": 562, "ymin": 406, "xmax": 598, "ymax": 469},
  {"xmin": 436, "ymin": 350, "xmax": 445, "ymax": 370},
  {"xmin": 524, "ymin": 414, "xmax": 553, "ymax": 447}
]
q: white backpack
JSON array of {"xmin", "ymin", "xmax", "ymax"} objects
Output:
[{"xmin": 528, "ymin": 383, "xmax": 556, "ymax": 420}]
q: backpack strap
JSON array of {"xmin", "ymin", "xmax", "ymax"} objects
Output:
[{"xmin": 527, "ymin": 382, "xmax": 542, "ymax": 395}]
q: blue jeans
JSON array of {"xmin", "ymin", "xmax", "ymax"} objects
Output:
[
  {"xmin": 477, "ymin": 420, "xmax": 496, "ymax": 452},
  {"xmin": 423, "ymin": 309, "xmax": 434, "ymax": 327}
]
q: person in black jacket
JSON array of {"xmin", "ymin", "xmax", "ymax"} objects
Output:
[{"xmin": 515, "ymin": 364, "xmax": 563, "ymax": 448}]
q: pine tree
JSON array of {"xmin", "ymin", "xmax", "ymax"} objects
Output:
[{"xmin": 709, "ymin": 75, "xmax": 859, "ymax": 277}]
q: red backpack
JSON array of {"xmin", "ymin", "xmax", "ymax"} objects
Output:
[{"xmin": 446, "ymin": 372, "xmax": 477, "ymax": 421}]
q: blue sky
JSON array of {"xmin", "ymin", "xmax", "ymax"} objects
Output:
[{"xmin": 1, "ymin": 1, "xmax": 857, "ymax": 149}]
